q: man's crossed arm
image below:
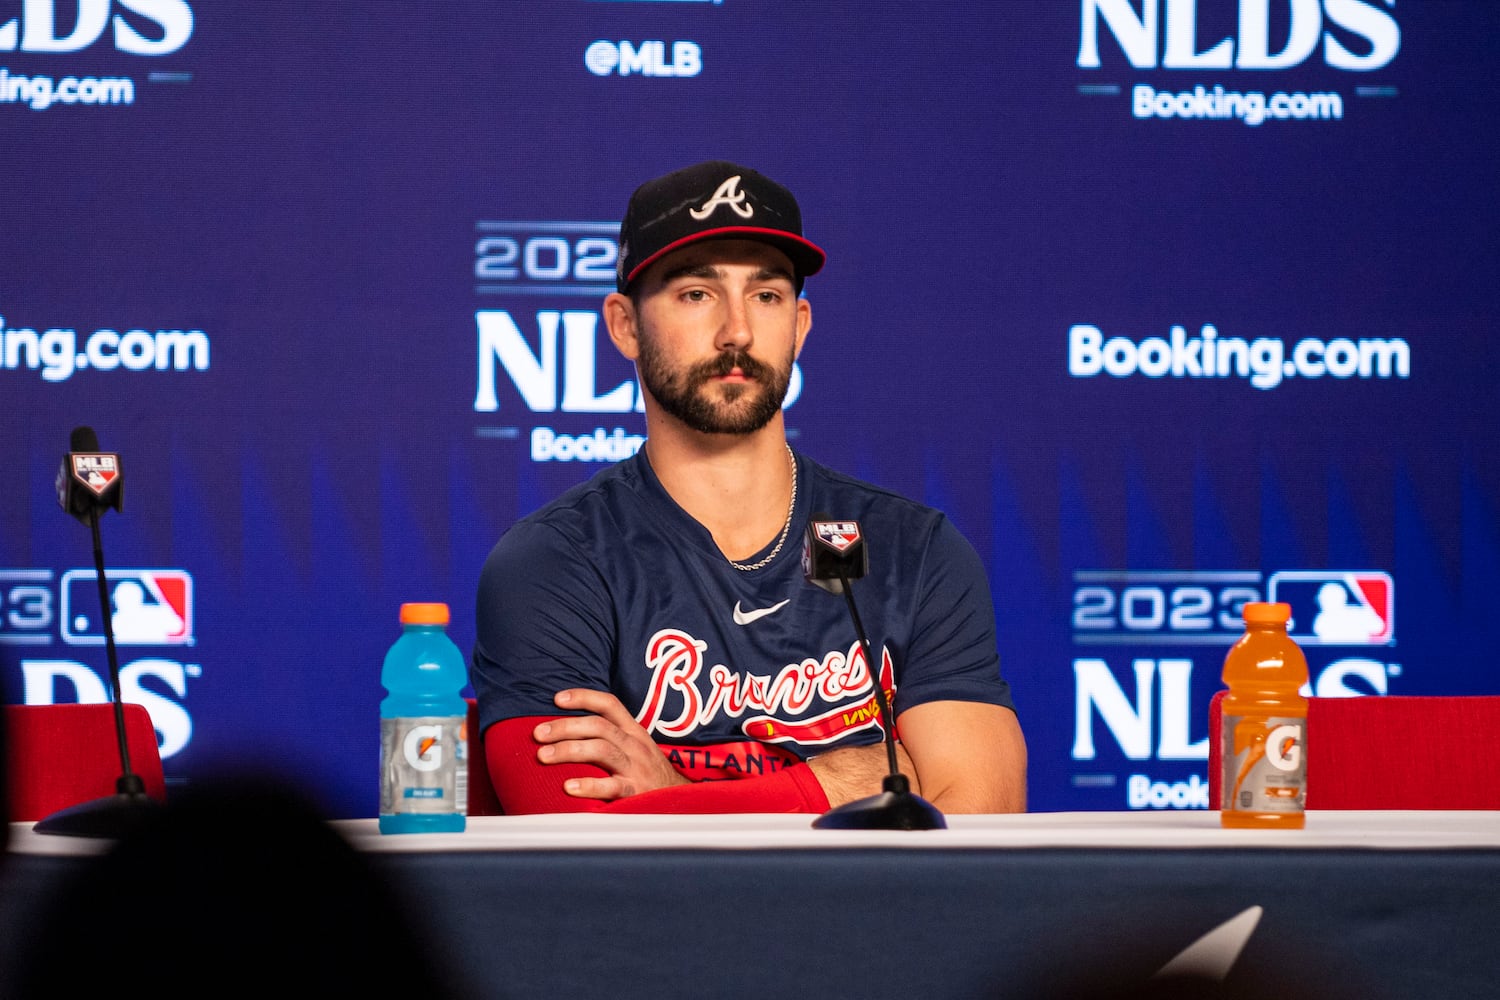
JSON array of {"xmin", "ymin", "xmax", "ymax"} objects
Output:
[{"xmin": 484, "ymin": 688, "xmax": 1025, "ymax": 815}]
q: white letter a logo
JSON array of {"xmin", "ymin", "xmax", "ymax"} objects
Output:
[{"xmin": 690, "ymin": 176, "xmax": 754, "ymax": 220}]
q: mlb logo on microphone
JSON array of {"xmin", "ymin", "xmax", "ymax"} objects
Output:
[
  {"xmin": 71, "ymin": 453, "xmax": 119, "ymax": 495},
  {"xmin": 60, "ymin": 569, "xmax": 194, "ymax": 646},
  {"xmin": 1267, "ymin": 570, "xmax": 1393, "ymax": 646},
  {"xmin": 815, "ymin": 521, "xmax": 861, "ymax": 552}
]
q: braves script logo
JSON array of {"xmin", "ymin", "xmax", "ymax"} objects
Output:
[
  {"xmin": 635, "ymin": 627, "xmax": 896, "ymax": 747},
  {"xmin": 690, "ymin": 176, "xmax": 753, "ymax": 220}
]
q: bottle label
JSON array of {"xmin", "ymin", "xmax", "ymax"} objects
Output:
[
  {"xmin": 1221, "ymin": 713, "xmax": 1305, "ymax": 815},
  {"xmin": 379, "ymin": 715, "xmax": 468, "ymax": 817}
]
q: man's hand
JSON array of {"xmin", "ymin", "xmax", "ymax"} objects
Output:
[
  {"xmin": 807, "ymin": 740, "xmax": 920, "ymax": 808},
  {"xmin": 532, "ymin": 688, "xmax": 689, "ymax": 801}
]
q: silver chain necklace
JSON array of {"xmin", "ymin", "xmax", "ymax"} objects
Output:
[{"xmin": 729, "ymin": 444, "xmax": 797, "ymax": 572}]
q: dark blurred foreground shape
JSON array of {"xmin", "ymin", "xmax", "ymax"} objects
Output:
[{"xmin": 14, "ymin": 772, "xmax": 473, "ymax": 999}]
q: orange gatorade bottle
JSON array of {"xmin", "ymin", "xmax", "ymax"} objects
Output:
[{"xmin": 1220, "ymin": 602, "xmax": 1308, "ymax": 829}]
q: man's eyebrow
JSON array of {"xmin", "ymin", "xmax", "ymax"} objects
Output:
[
  {"xmin": 751, "ymin": 264, "xmax": 796, "ymax": 284},
  {"xmin": 655, "ymin": 261, "xmax": 796, "ymax": 286},
  {"xmin": 657, "ymin": 262, "xmax": 723, "ymax": 285}
]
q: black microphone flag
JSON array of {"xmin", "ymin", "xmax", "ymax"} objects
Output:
[
  {"xmin": 801, "ymin": 515, "xmax": 868, "ymax": 594},
  {"xmin": 57, "ymin": 425, "xmax": 123, "ymax": 523}
]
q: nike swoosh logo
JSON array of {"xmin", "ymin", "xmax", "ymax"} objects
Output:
[{"xmin": 733, "ymin": 599, "xmax": 790, "ymax": 625}]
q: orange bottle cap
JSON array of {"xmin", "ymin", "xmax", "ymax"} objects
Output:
[
  {"xmin": 399, "ymin": 602, "xmax": 450, "ymax": 626},
  {"xmin": 1242, "ymin": 601, "xmax": 1291, "ymax": 624}
]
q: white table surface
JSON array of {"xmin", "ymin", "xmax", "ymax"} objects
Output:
[{"xmin": 11, "ymin": 809, "xmax": 1500, "ymax": 857}]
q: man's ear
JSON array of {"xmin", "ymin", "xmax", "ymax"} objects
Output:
[
  {"xmin": 793, "ymin": 297, "xmax": 812, "ymax": 359},
  {"xmin": 602, "ymin": 292, "xmax": 640, "ymax": 361}
]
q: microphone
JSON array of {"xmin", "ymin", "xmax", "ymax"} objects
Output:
[
  {"xmin": 803, "ymin": 513, "xmax": 945, "ymax": 830},
  {"xmin": 36, "ymin": 426, "xmax": 158, "ymax": 838},
  {"xmin": 56, "ymin": 425, "xmax": 123, "ymax": 523}
]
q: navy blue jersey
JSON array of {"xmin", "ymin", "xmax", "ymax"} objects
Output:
[{"xmin": 471, "ymin": 448, "xmax": 1014, "ymax": 776}]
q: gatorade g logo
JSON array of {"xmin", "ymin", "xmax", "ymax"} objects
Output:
[
  {"xmin": 1265, "ymin": 724, "xmax": 1302, "ymax": 771},
  {"xmin": 1227, "ymin": 716, "xmax": 1305, "ymax": 809},
  {"xmin": 403, "ymin": 725, "xmax": 443, "ymax": 772}
]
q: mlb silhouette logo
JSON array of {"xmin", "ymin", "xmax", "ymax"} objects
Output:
[
  {"xmin": 60, "ymin": 569, "xmax": 194, "ymax": 646},
  {"xmin": 72, "ymin": 454, "xmax": 119, "ymax": 495},
  {"xmin": 1267, "ymin": 571, "xmax": 1393, "ymax": 646},
  {"xmin": 815, "ymin": 521, "xmax": 861, "ymax": 553}
]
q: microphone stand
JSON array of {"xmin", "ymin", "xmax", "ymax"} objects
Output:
[
  {"xmin": 34, "ymin": 505, "xmax": 159, "ymax": 838},
  {"xmin": 812, "ymin": 571, "xmax": 946, "ymax": 831}
]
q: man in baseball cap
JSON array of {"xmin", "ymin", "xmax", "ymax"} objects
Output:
[
  {"xmin": 615, "ymin": 160, "xmax": 826, "ymax": 293},
  {"xmin": 471, "ymin": 160, "xmax": 1026, "ymax": 820}
]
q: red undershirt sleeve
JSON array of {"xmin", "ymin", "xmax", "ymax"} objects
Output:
[
  {"xmin": 485, "ymin": 716, "xmax": 831, "ymax": 816},
  {"xmin": 485, "ymin": 716, "xmax": 608, "ymax": 814}
]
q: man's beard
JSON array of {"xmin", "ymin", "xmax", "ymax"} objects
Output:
[{"xmin": 636, "ymin": 336, "xmax": 794, "ymax": 435}]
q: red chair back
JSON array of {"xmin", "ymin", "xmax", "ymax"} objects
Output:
[
  {"xmin": 1208, "ymin": 690, "xmax": 1500, "ymax": 810},
  {"xmin": 466, "ymin": 697, "xmax": 504, "ymax": 816},
  {"xmin": 4, "ymin": 703, "xmax": 168, "ymax": 822}
]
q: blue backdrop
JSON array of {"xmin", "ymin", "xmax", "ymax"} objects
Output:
[{"xmin": 4, "ymin": 0, "xmax": 1496, "ymax": 817}]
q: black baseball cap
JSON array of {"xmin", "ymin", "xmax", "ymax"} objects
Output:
[{"xmin": 615, "ymin": 160, "xmax": 826, "ymax": 293}]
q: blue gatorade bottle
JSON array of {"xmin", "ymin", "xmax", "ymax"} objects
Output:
[{"xmin": 379, "ymin": 602, "xmax": 468, "ymax": 834}]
